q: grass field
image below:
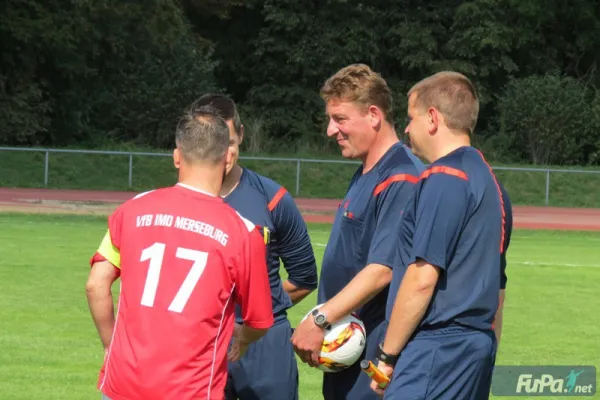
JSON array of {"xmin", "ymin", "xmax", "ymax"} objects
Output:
[
  {"xmin": 2, "ymin": 148, "xmax": 600, "ymax": 207},
  {"xmin": 0, "ymin": 213, "xmax": 598, "ymax": 399}
]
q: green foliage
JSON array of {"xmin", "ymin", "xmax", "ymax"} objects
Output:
[
  {"xmin": 2, "ymin": 0, "xmax": 600, "ymax": 165},
  {"xmin": 1, "ymin": 0, "xmax": 217, "ymax": 147},
  {"xmin": 241, "ymin": 0, "xmax": 383, "ymax": 142},
  {"xmin": 492, "ymin": 74, "xmax": 594, "ymax": 165},
  {"xmin": 0, "ymin": 76, "xmax": 51, "ymax": 144}
]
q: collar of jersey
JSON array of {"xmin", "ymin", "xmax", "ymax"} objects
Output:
[{"xmin": 176, "ymin": 182, "xmax": 217, "ymax": 197}]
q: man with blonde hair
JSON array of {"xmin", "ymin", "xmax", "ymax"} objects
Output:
[
  {"xmin": 291, "ymin": 64, "xmax": 424, "ymax": 399},
  {"xmin": 370, "ymin": 71, "xmax": 506, "ymax": 399}
]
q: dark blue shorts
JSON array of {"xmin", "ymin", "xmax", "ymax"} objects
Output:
[
  {"xmin": 322, "ymin": 319, "xmax": 387, "ymax": 400},
  {"xmin": 384, "ymin": 326, "xmax": 497, "ymax": 400},
  {"xmin": 225, "ymin": 319, "xmax": 298, "ymax": 400}
]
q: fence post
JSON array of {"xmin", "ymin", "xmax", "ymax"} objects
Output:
[
  {"xmin": 44, "ymin": 151, "xmax": 49, "ymax": 187},
  {"xmin": 295, "ymin": 160, "xmax": 301, "ymax": 196},
  {"xmin": 545, "ymin": 169, "xmax": 550, "ymax": 205},
  {"xmin": 128, "ymin": 153, "xmax": 133, "ymax": 188}
]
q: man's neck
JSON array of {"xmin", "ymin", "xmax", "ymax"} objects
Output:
[
  {"xmin": 220, "ymin": 164, "xmax": 243, "ymax": 197},
  {"xmin": 429, "ymin": 133, "xmax": 471, "ymax": 163},
  {"xmin": 178, "ymin": 168, "xmax": 223, "ymax": 196},
  {"xmin": 362, "ymin": 126, "xmax": 399, "ymax": 174}
]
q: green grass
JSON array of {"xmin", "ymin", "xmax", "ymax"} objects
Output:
[
  {"xmin": 2, "ymin": 148, "xmax": 600, "ymax": 207},
  {"xmin": 0, "ymin": 214, "xmax": 598, "ymax": 399}
]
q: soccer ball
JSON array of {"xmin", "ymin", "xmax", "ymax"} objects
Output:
[{"xmin": 301, "ymin": 304, "xmax": 367, "ymax": 373}]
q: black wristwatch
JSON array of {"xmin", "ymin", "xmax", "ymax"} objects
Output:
[
  {"xmin": 311, "ymin": 308, "xmax": 331, "ymax": 330},
  {"xmin": 375, "ymin": 342, "xmax": 399, "ymax": 365}
]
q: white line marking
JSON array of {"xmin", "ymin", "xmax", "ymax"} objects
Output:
[
  {"xmin": 512, "ymin": 235, "xmax": 600, "ymax": 242},
  {"xmin": 513, "ymin": 261, "xmax": 600, "ymax": 268}
]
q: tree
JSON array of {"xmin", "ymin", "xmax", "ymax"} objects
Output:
[
  {"xmin": 493, "ymin": 74, "xmax": 595, "ymax": 165},
  {"xmin": 0, "ymin": 0, "xmax": 218, "ymax": 147}
]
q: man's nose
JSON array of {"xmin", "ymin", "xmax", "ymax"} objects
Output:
[{"xmin": 326, "ymin": 120, "xmax": 338, "ymax": 137}]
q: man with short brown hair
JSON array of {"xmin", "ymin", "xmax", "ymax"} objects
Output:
[
  {"xmin": 407, "ymin": 71, "xmax": 479, "ymax": 134},
  {"xmin": 292, "ymin": 64, "xmax": 424, "ymax": 400},
  {"xmin": 371, "ymin": 71, "xmax": 506, "ymax": 399}
]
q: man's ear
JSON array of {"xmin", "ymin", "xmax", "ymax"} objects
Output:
[
  {"xmin": 239, "ymin": 125, "xmax": 245, "ymax": 146},
  {"xmin": 225, "ymin": 146, "xmax": 234, "ymax": 166},
  {"xmin": 367, "ymin": 105, "xmax": 384, "ymax": 130},
  {"xmin": 428, "ymin": 107, "xmax": 440, "ymax": 134},
  {"xmin": 173, "ymin": 148, "xmax": 181, "ymax": 169}
]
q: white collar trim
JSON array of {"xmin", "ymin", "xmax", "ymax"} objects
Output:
[{"xmin": 176, "ymin": 182, "xmax": 217, "ymax": 197}]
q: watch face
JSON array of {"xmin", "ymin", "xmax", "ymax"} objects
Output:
[{"xmin": 315, "ymin": 314, "xmax": 325, "ymax": 325}]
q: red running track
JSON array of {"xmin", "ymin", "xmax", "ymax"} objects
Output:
[{"xmin": 1, "ymin": 188, "xmax": 600, "ymax": 231}]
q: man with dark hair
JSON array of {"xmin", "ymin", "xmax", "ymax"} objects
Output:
[
  {"xmin": 86, "ymin": 105, "xmax": 274, "ymax": 400},
  {"xmin": 371, "ymin": 71, "xmax": 507, "ymax": 399},
  {"xmin": 291, "ymin": 64, "xmax": 425, "ymax": 400},
  {"xmin": 191, "ymin": 94, "xmax": 318, "ymax": 400}
]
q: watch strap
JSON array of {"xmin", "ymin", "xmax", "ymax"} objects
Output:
[{"xmin": 375, "ymin": 342, "xmax": 399, "ymax": 365}]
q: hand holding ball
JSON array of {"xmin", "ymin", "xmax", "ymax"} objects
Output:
[{"xmin": 301, "ymin": 304, "xmax": 367, "ymax": 373}]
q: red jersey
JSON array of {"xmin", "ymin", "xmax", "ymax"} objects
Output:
[{"xmin": 90, "ymin": 183, "xmax": 274, "ymax": 400}]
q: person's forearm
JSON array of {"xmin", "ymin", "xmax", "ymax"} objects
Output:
[
  {"xmin": 494, "ymin": 311, "xmax": 504, "ymax": 344},
  {"xmin": 283, "ymin": 280, "xmax": 313, "ymax": 304},
  {"xmin": 86, "ymin": 288, "xmax": 115, "ymax": 349},
  {"xmin": 239, "ymin": 325, "xmax": 268, "ymax": 344},
  {"xmin": 382, "ymin": 261, "xmax": 437, "ymax": 356},
  {"xmin": 319, "ymin": 263, "xmax": 392, "ymax": 323},
  {"xmin": 494, "ymin": 289, "xmax": 506, "ymax": 346}
]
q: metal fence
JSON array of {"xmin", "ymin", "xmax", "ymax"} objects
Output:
[{"xmin": 2, "ymin": 146, "xmax": 600, "ymax": 205}]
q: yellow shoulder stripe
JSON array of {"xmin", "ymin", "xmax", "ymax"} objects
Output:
[
  {"xmin": 98, "ymin": 229, "xmax": 121, "ymax": 269},
  {"xmin": 262, "ymin": 226, "xmax": 270, "ymax": 245}
]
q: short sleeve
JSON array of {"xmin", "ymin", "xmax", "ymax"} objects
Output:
[
  {"xmin": 234, "ymin": 229, "xmax": 274, "ymax": 329},
  {"xmin": 90, "ymin": 207, "xmax": 124, "ymax": 269},
  {"xmin": 367, "ymin": 175, "xmax": 419, "ymax": 268},
  {"xmin": 410, "ymin": 174, "xmax": 470, "ymax": 270},
  {"xmin": 271, "ymin": 190, "xmax": 318, "ymax": 289}
]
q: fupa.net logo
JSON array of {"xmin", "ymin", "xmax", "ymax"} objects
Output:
[
  {"xmin": 492, "ymin": 365, "xmax": 596, "ymax": 397},
  {"xmin": 516, "ymin": 369, "xmax": 593, "ymax": 395}
]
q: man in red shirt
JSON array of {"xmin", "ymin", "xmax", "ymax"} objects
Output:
[{"xmin": 85, "ymin": 105, "xmax": 274, "ymax": 400}]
